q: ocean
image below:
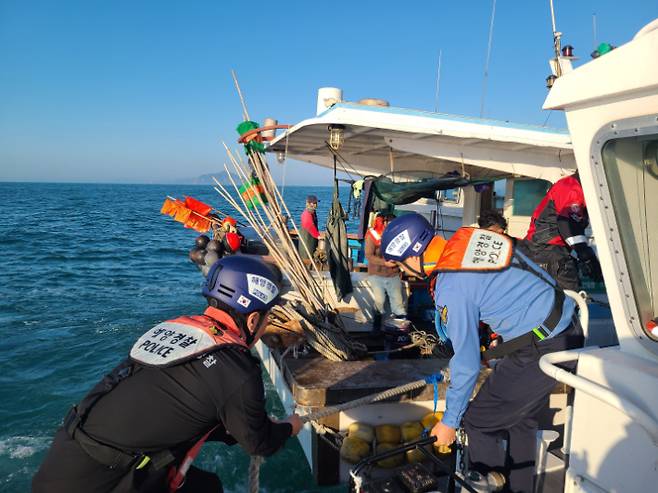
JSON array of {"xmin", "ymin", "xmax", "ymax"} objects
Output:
[{"xmin": 0, "ymin": 182, "xmax": 355, "ymax": 492}]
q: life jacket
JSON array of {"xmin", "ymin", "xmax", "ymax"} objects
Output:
[
  {"xmin": 64, "ymin": 307, "xmax": 248, "ymax": 491},
  {"xmin": 427, "ymin": 227, "xmax": 566, "ymax": 353},
  {"xmin": 130, "ymin": 306, "xmax": 249, "ymax": 367},
  {"xmin": 366, "ymin": 217, "xmax": 385, "ymax": 246}
]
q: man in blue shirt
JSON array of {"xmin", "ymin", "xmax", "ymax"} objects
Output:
[{"xmin": 381, "ymin": 213, "xmax": 583, "ymax": 493}]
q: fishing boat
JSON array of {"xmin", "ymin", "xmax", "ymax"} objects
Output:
[
  {"xmin": 159, "ymin": 14, "xmax": 657, "ymax": 492},
  {"xmin": 257, "ymin": 110, "xmax": 588, "ymax": 487},
  {"xmin": 250, "ymin": 17, "xmax": 658, "ymax": 492}
]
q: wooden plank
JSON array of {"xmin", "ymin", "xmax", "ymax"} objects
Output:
[{"xmin": 281, "ymin": 355, "xmax": 475, "ymax": 407}]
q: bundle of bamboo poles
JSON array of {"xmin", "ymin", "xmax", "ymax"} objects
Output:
[{"xmin": 213, "ymin": 145, "xmax": 366, "ymax": 361}]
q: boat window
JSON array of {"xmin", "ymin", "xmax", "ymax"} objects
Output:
[
  {"xmin": 602, "ymin": 135, "xmax": 658, "ymax": 339},
  {"xmin": 511, "ymin": 179, "xmax": 551, "ymax": 216},
  {"xmin": 437, "ymin": 188, "xmax": 460, "ymax": 203}
]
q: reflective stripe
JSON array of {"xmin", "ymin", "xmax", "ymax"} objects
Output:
[
  {"xmin": 532, "ymin": 327, "xmax": 547, "ymax": 341},
  {"xmin": 564, "ymin": 235, "xmax": 588, "ymax": 246},
  {"xmin": 136, "ymin": 456, "xmax": 151, "ymax": 470},
  {"xmin": 368, "ymin": 228, "xmax": 381, "ymax": 241}
]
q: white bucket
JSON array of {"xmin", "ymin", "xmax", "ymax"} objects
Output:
[
  {"xmin": 262, "ymin": 117, "xmax": 277, "ymax": 139},
  {"xmin": 317, "ymin": 87, "xmax": 343, "ymax": 115}
]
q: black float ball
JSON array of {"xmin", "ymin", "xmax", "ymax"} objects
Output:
[
  {"xmin": 195, "ymin": 235, "xmax": 210, "ymax": 249},
  {"xmin": 206, "ymin": 240, "xmax": 222, "ymax": 252},
  {"xmin": 189, "ymin": 247, "xmax": 207, "ymax": 265}
]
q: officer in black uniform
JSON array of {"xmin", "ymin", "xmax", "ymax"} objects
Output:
[{"xmin": 33, "ymin": 256, "xmax": 302, "ymax": 493}]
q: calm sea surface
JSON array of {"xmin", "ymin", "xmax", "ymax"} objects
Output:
[{"xmin": 0, "ymin": 182, "xmax": 354, "ymax": 492}]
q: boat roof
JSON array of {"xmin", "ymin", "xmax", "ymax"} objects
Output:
[{"xmin": 268, "ymin": 103, "xmax": 576, "ymax": 182}]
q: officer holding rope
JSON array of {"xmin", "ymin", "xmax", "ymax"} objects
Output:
[
  {"xmin": 380, "ymin": 213, "xmax": 583, "ymax": 493},
  {"xmin": 33, "ymin": 256, "xmax": 302, "ymax": 493}
]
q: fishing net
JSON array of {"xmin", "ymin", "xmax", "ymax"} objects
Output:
[{"xmin": 371, "ymin": 170, "xmax": 502, "ymax": 205}]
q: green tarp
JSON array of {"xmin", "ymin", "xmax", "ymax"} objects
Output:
[{"xmin": 372, "ymin": 170, "xmax": 502, "ymax": 205}]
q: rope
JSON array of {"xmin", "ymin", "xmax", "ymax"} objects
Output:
[
  {"xmin": 300, "ymin": 371, "xmax": 447, "ymax": 423},
  {"xmin": 248, "ymin": 455, "xmax": 263, "ymax": 493},
  {"xmin": 365, "ymin": 329, "xmax": 441, "ymax": 356}
]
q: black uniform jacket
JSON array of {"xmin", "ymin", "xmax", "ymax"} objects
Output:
[{"xmin": 33, "ymin": 346, "xmax": 292, "ymax": 493}]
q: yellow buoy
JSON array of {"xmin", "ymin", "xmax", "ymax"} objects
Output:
[
  {"xmin": 376, "ymin": 443, "xmax": 404, "ymax": 468},
  {"xmin": 375, "ymin": 424, "xmax": 401, "ymax": 444},
  {"xmin": 421, "ymin": 411, "xmax": 444, "ymax": 430},
  {"xmin": 348, "ymin": 422, "xmax": 374, "ymax": 443},
  {"xmin": 434, "ymin": 443, "xmax": 452, "ymax": 455},
  {"xmin": 400, "ymin": 421, "xmax": 424, "ymax": 442},
  {"xmin": 340, "ymin": 436, "xmax": 370, "ymax": 464}
]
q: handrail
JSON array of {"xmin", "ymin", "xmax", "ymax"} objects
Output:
[
  {"xmin": 564, "ymin": 289, "xmax": 589, "ymax": 338},
  {"xmin": 539, "ymin": 348, "xmax": 658, "ymax": 445}
]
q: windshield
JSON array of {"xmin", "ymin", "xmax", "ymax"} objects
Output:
[{"xmin": 602, "ymin": 134, "xmax": 658, "ymax": 339}]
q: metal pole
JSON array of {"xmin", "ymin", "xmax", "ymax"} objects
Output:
[
  {"xmin": 434, "ymin": 49, "xmax": 442, "ymax": 113},
  {"xmin": 592, "ymin": 13, "xmax": 598, "ymax": 48},
  {"xmin": 480, "ymin": 0, "xmax": 497, "ymax": 118}
]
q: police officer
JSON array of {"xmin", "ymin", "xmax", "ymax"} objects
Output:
[
  {"xmin": 33, "ymin": 255, "xmax": 302, "ymax": 493},
  {"xmin": 381, "ymin": 214, "xmax": 583, "ymax": 493},
  {"xmin": 522, "ymin": 172, "xmax": 603, "ymax": 290}
]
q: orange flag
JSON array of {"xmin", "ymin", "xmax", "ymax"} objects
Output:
[{"xmin": 161, "ymin": 197, "xmax": 212, "ymax": 233}]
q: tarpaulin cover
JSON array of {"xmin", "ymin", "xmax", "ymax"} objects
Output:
[
  {"xmin": 326, "ymin": 181, "xmax": 353, "ymax": 301},
  {"xmin": 372, "ymin": 170, "xmax": 501, "ymax": 205}
]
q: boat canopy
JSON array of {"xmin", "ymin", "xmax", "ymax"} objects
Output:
[{"xmin": 267, "ymin": 103, "xmax": 576, "ymax": 183}]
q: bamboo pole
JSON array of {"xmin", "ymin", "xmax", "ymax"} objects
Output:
[{"xmin": 213, "ymin": 74, "xmax": 366, "ymax": 360}]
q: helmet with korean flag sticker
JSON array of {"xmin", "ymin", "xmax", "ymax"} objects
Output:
[
  {"xmin": 381, "ymin": 213, "xmax": 434, "ymax": 262},
  {"xmin": 203, "ymin": 255, "xmax": 281, "ymax": 314}
]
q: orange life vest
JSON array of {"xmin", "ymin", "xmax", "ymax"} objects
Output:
[
  {"xmin": 366, "ymin": 216, "xmax": 386, "ymax": 246},
  {"xmin": 426, "ymin": 227, "xmax": 515, "ymax": 300},
  {"xmin": 431, "ymin": 227, "xmax": 514, "ymax": 273}
]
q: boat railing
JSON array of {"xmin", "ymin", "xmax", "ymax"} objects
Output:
[{"xmin": 538, "ymin": 347, "xmax": 658, "ymax": 445}]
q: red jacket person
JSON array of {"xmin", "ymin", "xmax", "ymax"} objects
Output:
[{"xmin": 522, "ymin": 172, "xmax": 602, "ymax": 290}]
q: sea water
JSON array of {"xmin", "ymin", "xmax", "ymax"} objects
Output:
[{"xmin": 0, "ymin": 182, "xmax": 354, "ymax": 492}]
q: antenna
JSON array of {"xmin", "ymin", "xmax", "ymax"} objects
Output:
[
  {"xmin": 548, "ymin": 0, "xmax": 563, "ymax": 77},
  {"xmin": 592, "ymin": 12, "xmax": 598, "ymax": 48},
  {"xmin": 480, "ymin": 0, "xmax": 497, "ymax": 118},
  {"xmin": 434, "ymin": 49, "xmax": 442, "ymax": 113}
]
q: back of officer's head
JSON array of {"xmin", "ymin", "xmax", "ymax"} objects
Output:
[
  {"xmin": 203, "ymin": 255, "xmax": 282, "ymax": 334},
  {"xmin": 478, "ymin": 210, "xmax": 508, "ymax": 233}
]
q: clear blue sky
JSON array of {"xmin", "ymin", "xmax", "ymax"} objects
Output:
[{"xmin": 1, "ymin": 1, "xmax": 656, "ymax": 185}]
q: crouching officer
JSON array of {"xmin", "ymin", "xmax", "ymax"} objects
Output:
[
  {"xmin": 33, "ymin": 255, "xmax": 302, "ymax": 493},
  {"xmin": 381, "ymin": 214, "xmax": 583, "ymax": 493}
]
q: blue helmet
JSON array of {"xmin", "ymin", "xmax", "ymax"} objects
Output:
[
  {"xmin": 381, "ymin": 213, "xmax": 434, "ymax": 261},
  {"xmin": 203, "ymin": 255, "xmax": 281, "ymax": 314}
]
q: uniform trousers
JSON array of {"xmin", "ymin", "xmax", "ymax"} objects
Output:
[{"xmin": 463, "ymin": 321, "xmax": 583, "ymax": 493}]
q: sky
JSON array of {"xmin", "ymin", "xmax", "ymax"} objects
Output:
[{"xmin": 1, "ymin": 0, "xmax": 656, "ymax": 185}]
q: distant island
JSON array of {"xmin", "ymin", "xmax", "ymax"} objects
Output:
[
  {"xmin": 190, "ymin": 171, "xmax": 231, "ymax": 185},
  {"xmin": 170, "ymin": 171, "xmax": 232, "ymax": 185}
]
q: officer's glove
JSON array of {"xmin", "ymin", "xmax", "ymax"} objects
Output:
[{"xmin": 573, "ymin": 243, "xmax": 603, "ymax": 282}]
